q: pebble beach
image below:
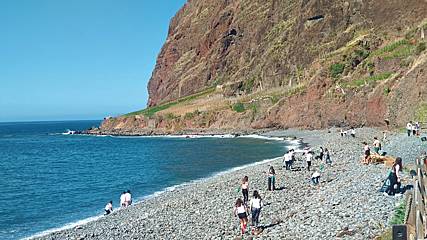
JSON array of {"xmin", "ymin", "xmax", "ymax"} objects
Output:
[{"xmin": 32, "ymin": 128, "xmax": 423, "ymax": 240}]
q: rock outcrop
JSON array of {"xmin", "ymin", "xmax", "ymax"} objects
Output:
[{"xmin": 99, "ymin": 0, "xmax": 427, "ymax": 133}]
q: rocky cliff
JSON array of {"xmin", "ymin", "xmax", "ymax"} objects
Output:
[{"xmin": 97, "ymin": 0, "xmax": 427, "ymax": 134}]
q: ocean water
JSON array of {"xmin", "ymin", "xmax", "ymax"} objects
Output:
[{"xmin": 0, "ymin": 120, "xmax": 293, "ymax": 240}]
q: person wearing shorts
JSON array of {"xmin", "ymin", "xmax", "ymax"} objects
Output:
[{"xmin": 234, "ymin": 198, "xmax": 248, "ymax": 235}]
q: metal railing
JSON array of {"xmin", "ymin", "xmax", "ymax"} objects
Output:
[{"xmin": 405, "ymin": 158, "xmax": 427, "ymax": 240}]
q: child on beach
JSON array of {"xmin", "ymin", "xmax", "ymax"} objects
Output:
[
  {"xmin": 311, "ymin": 171, "xmax": 321, "ymax": 185},
  {"xmin": 362, "ymin": 142, "xmax": 370, "ymax": 164},
  {"xmin": 234, "ymin": 198, "xmax": 249, "ymax": 235},
  {"xmin": 249, "ymin": 190, "xmax": 263, "ymax": 228},
  {"xmin": 104, "ymin": 201, "xmax": 113, "ymax": 215},
  {"xmin": 120, "ymin": 191, "xmax": 126, "ymax": 207},
  {"xmin": 241, "ymin": 176, "xmax": 249, "ymax": 204},
  {"xmin": 267, "ymin": 166, "xmax": 276, "ymax": 191}
]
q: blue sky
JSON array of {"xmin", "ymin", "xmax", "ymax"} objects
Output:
[{"xmin": 0, "ymin": 0, "xmax": 186, "ymax": 122}]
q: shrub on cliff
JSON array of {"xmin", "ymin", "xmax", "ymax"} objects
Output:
[
  {"xmin": 232, "ymin": 102, "xmax": 245, "ymax": 113},
  {"xmin": 330, "ymin": 63, "xmax": 345, "ymax": 78}
]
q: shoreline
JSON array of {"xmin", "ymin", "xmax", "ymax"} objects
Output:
[
  {"xmin": 32, "ymin": 127, "xmax": 413, "ymax": 239},
  {"xmin": 28, "ymin": 134, "xmax": 303, "ymax": 240}
]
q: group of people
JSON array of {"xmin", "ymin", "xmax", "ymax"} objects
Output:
[
  {"xmin": 234, "ymin": 179, "xmax": 264, "ymax": 235},
  {"xmin": 104, "ymin": 190, "xmax": 133, "ymax": 216},
  {"xmin": 362, "ymin": 137, "xmax": 383, "ymax": 164},
  {"xmin": 233, "ymin": 146, "xmax": 331, "ymax": 235},
  {"xmin": 340, "ymin": 128, "xmax": 356, "ymax": 138},
  {"xmin": 282, "ymin": 147, "xmax": 330, "ymax": 171},
  {"xmin": 406, "ymin": 121, "xmax": 421, "ymax": 137}
]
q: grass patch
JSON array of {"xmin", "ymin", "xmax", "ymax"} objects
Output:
[
  {"xmin": 415, "ymin": 102, "xmax": 427, "ymax": 123},
  {"xmin": 125, "ymin": 87, "xmax": 216, "ymax": 117},
  {"xmin": 330, "ymin": 63, "xmax": 345, "ymax": 78},
  {"xmin": 164, "ymin": 113, "xmax": 177, "ymax": 120},
  {"xmin": 416, "ymin": 42, "xmax": 426, "ymax": 55},
  {"xmin": 390, "ymin": 200, "xmax": 406, "ymax": 225},
  {"xmin": 244, "ymin": 76, "xmax": 256, "ymax": 93},
  {"xmin": 384, "ymin": 87, "xmax": 391, "ymax": 96},
  {"xmin": 232, "ymin": 102, "xmax": 245, "ymax": 113},
  {"xmin": 370, "ymin": 39, "xmax": 410, "ymax": 57},
  {"xmin": 383, "ymin": 45, "xmax": 416, "ymax": 60},
  {"xmin": 376, "ymin": 200, "xmax": 408, "ymax": 239},
  {"xmin": 286, "ymin": 83, "xmax": 306, "ymax": 96},
  {"xmin": 342, "ymin": 72, "xmax": 393, "ymax": 88}
]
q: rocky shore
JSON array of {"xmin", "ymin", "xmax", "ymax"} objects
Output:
[
  {"xmin": 82, "ymin": 127, "xmax": 272, "ymax": 137},
  {"xmin": 34, "ymin": 128, "xmax": 418, "ymax": 240}
]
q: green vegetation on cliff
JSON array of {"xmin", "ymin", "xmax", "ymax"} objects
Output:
[{"xmin": 125, "ymin": 87, "xmax": 216, "ymax": 117}]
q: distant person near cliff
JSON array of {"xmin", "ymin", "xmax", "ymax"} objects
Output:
[
  {"xmin": 407, "ymin": 121, "xmax": 413, "ymax": 136},
  {"xmin": 241, "ymin": 176, "xmax": 249, "ymax": 204},
  {"xmin": 362, "ymin": 142, "xmax": 370, "ymax": 164},
  {"xmin": 233, "ymin": 198, "xmax": 248, "ymax": 235},
  {"xmin": 373, "ymin": 137, "xmax": 381, "ymax": 154},
  {"xmin": 324, "ymin": 148, "xmax": 331, "ymax": 166},
  {"xmin": 350, "ymin": 128, "xmax": 356, "ymax": 138}
]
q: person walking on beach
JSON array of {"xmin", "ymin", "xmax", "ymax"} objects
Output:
[
  {"xmin": 416, "ymin": 122, "xmax": 421, "ymax": 136},
  {"xmin": 124, "ymin": 190, "xmax": 132, "ymax": 206},
  {"xmin": 234, "ymin": 198, "xmax": 249, "ymax": 235},
  {"xmin": 407, "ymin": 121, "xmax": 413, "ymax": 136},
  {"xmin": 283, "ymin": 151, "xmax": 291, "ymax": 170},
  {"xmin": 373, "ymin": 137, "xmax": 381, "ymax": 154},
  {"xmin": 249, "ymin": 190, "xmax": 263, "ymax": 228},
  {"xmin": 120, "ymin": 191, "xmax": 126, "ymax": 207},
  {"xmin": 289, "ymin": 149, "xmax": 296, "ymax": 168},
  {"xmin": 241, "ymin": 176, "xmax": 249, "ymax": 204},
  {"xmin": 362, "ymin": 142, "xmax": 370, "ymax": 164},
  {"xmin": 316, "ymin": 147, "xmax": 324, "ymax": 161},
  {"xmin": 412, "ymin": 122, "xmax": 417, "ymax": 136},
  {"xmin": 104, "ymin": 201, "xmax": 113, "ymax": 215},
  {"xmin": 350, "ymin": 128, "xmax": 356, "ymax": 138},
  {"xmin": 324, "ymin": 148, "xmax": 331, "ymax": 165},
  {"xmin": 305, "ymin": 150, "xmax": 313, "ymax": 171},
  {"xmin": 267, "ymin": 166, "xmax": 276, "ymax": 191},
  {"xmin": 386, "ymin": 157, "xmax": 403, "ymax": 196}
]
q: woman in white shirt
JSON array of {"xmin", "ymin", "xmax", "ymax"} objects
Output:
[
  {"xmin": 233, "ymin": 198, "xmax": 248, "ymax": 235},
  {"xmin": 249, "ymin": 190, "xmax": 263, "ymax": 227},
  {"xmin": 120, "ymin": 191, "xmax": 126, "ymax": 207},
  {"xmin": 124, "ymin": 190, "xmax": 132, "ymax": 206}
]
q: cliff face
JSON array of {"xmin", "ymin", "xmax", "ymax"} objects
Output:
[{"xmin": 99, "ymin": 0, "xmax": 427, "ymax": 133}]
